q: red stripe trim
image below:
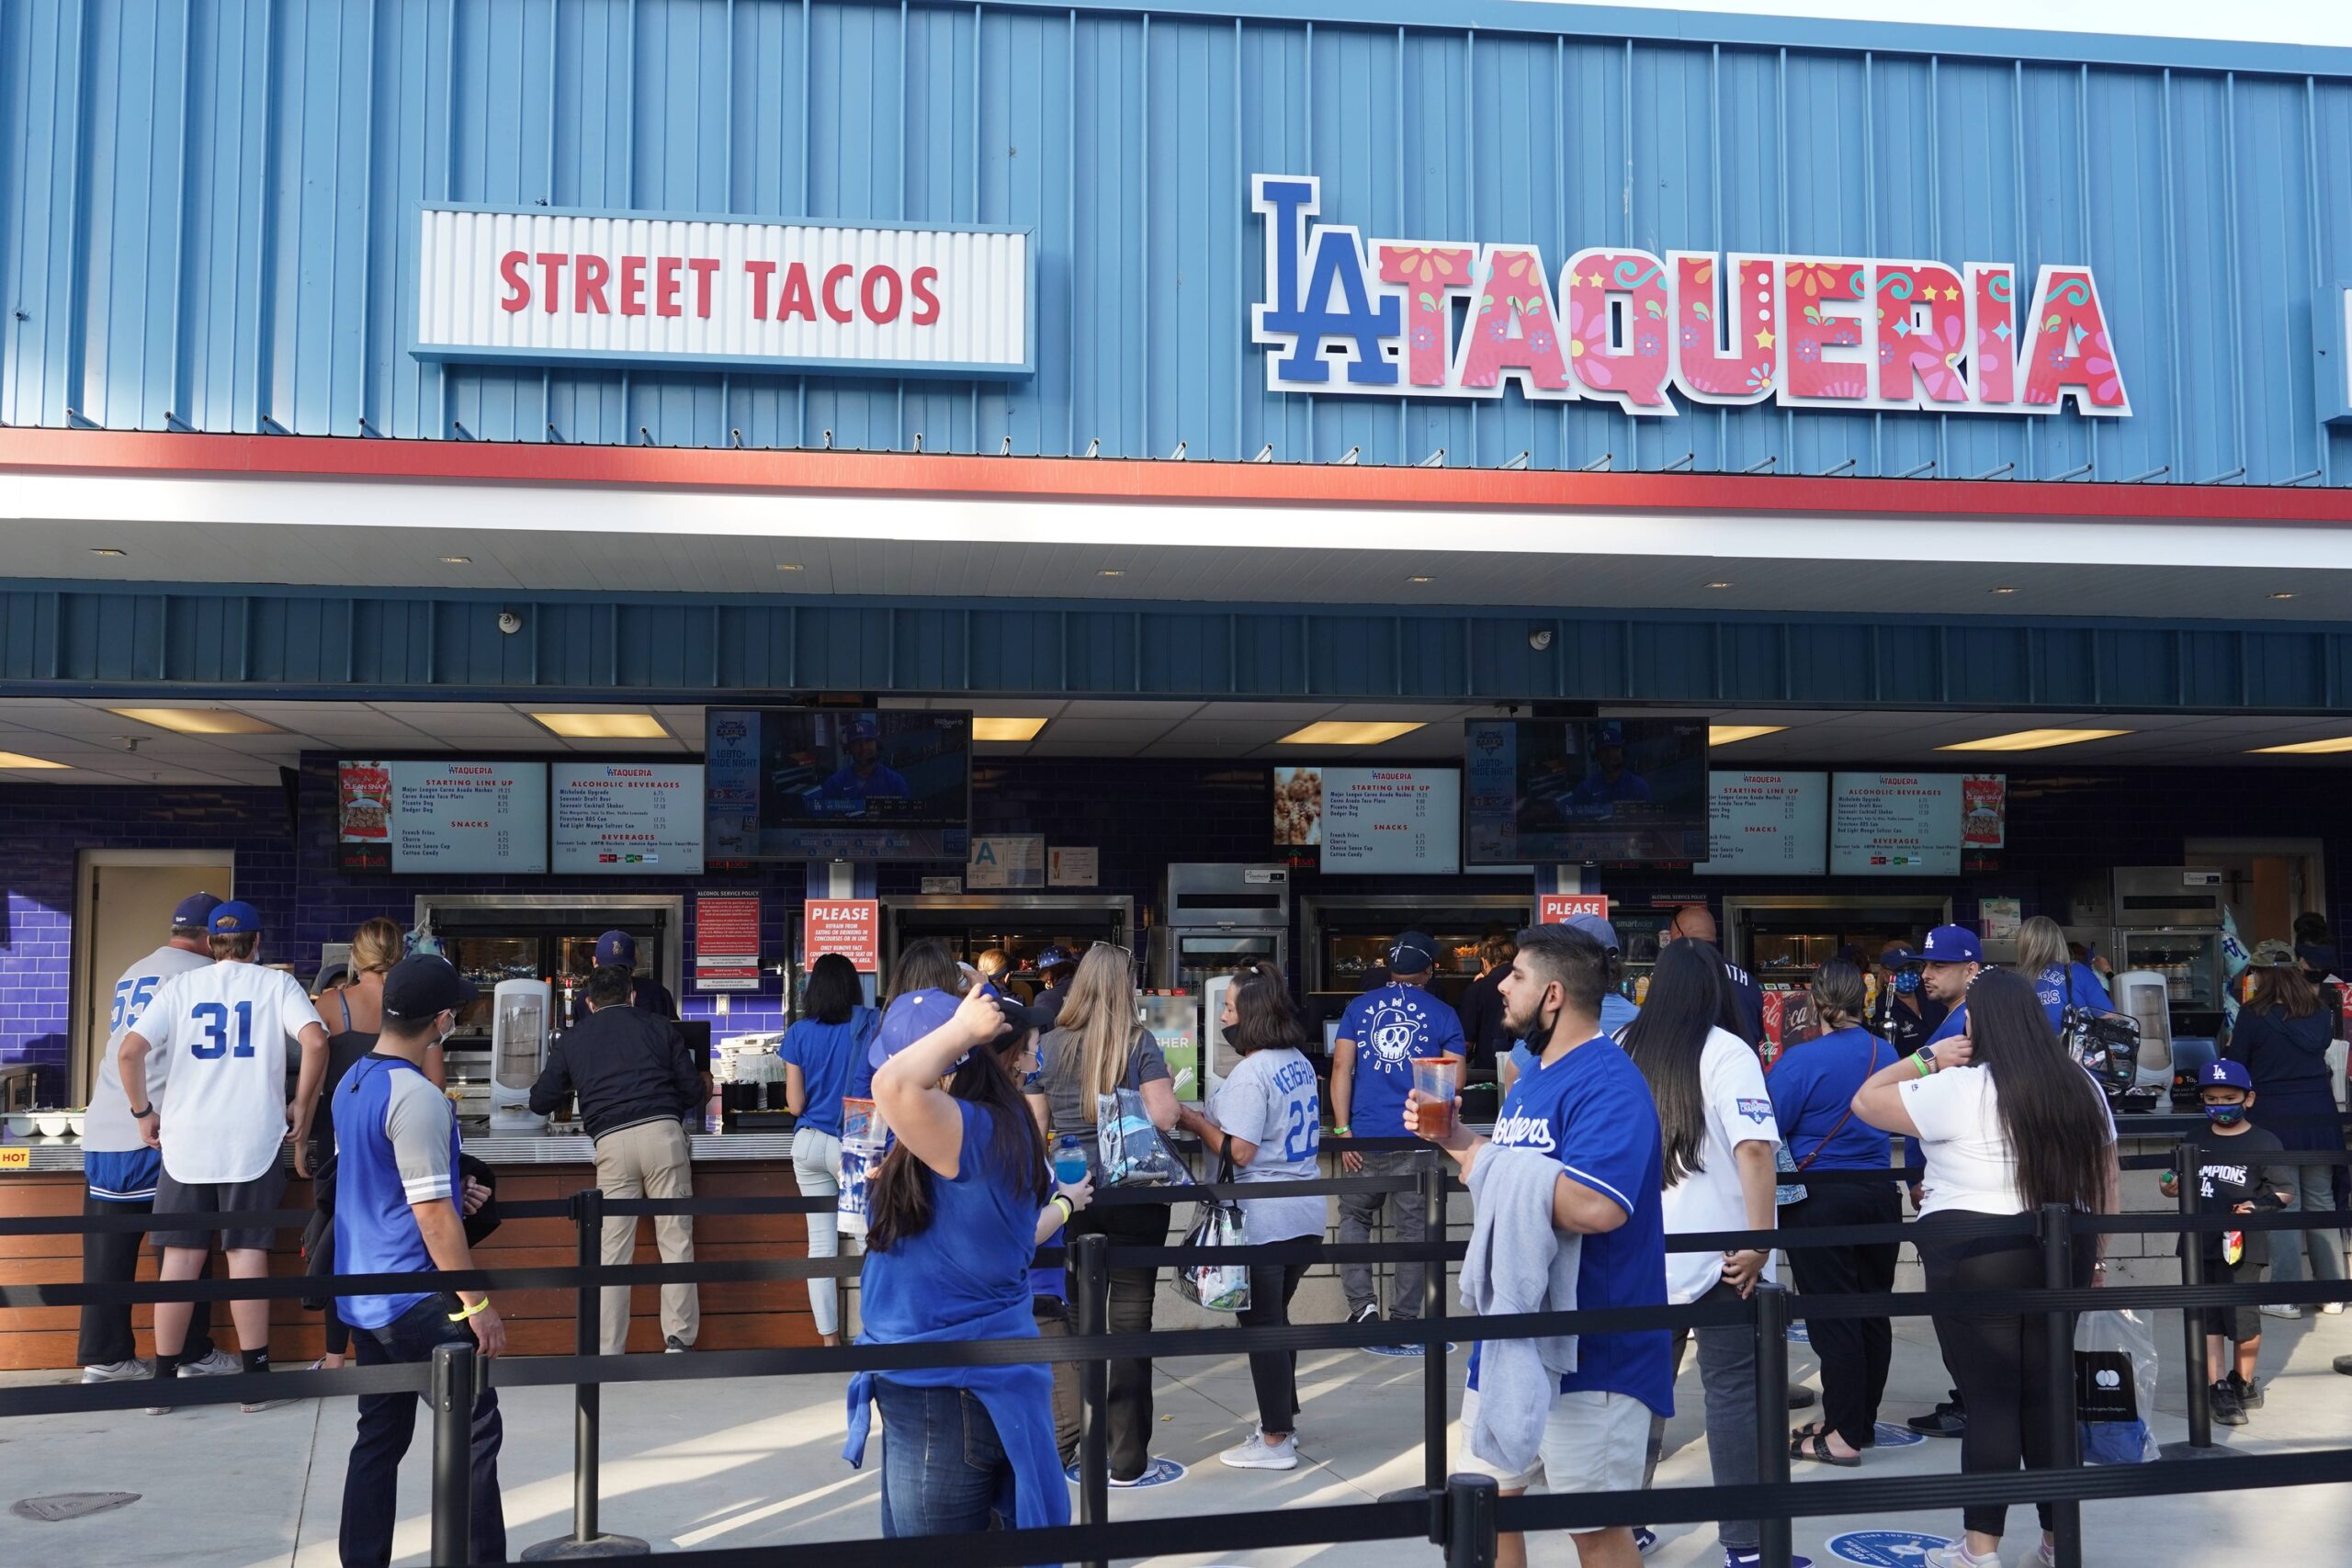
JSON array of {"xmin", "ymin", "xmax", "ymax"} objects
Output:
[{"xmin": 6, "ymin": 428, "xmax": 2347, "ymax": 524}]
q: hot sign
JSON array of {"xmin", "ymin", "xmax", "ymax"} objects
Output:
[{"xmin": 1250, "ymin": 174, "xmax": 2128, "ymax": 419}]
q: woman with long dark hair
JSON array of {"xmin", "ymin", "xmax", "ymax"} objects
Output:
[
  {"xmin": 1770, "ymin": 959, "xmax": 1898, "ymax": 1465},
  {"xmin": 1176, "ymin": 961, "xmax": 1325, "ymax": 1472},
  {"xmin": 845, "ymin": 985, "xmax": 1070, "ymax": 1537},
  {"xmin": 780, "ymin": 953, "xmax": 881, "ymax": 1346},
  {"xmin": 2225, "ymin": 942, "xmax": 2348, "ymax": 1312},
  {"xmin": 1853, "ymin": 968, "xmax": 2116, "ymax": 1568},
  {"xmin": 1623, "ymin": 939, "xmax": 1781, "ymax": 1567}
]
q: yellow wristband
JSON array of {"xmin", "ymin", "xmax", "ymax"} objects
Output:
[
  {"xmin": 447, "ymin": 1297, "xmax": 490, "ymax": 1322},
  {"xmin": 1050, "ymin": 1194, "xmax": 1074, "ymax": 1221}
]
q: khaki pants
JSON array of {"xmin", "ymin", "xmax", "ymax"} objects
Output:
[{"xmin": 594, "ymin": 1119, "xmax": 698, "ymax": 1355}]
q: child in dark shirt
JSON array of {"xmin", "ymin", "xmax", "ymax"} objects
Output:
[{"xmin": 2160, "ymin": 1060, "xmax": 2291, "ymax": 1425}]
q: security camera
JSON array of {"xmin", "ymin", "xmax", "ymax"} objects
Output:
[
  {"xmin": 497, "ymin": 611, "xmax": 524, "ymax": 636},
  {"xmin": 1528, "ymin": 627, "xmax": 1554, "ymax": 651}
]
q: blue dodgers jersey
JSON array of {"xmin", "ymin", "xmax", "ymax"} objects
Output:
[
  {"xmin": 1473, "ymin": 1035, "xmax": 1674, "ymax": 1416},
  {"xmin": 1338, "ymin": 984, "xmax": 1465, "ymax": 1137}
]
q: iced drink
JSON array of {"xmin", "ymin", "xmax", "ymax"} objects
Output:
[{"xmin": 1411, "ymin": 1055, "xmax": 1463, "ymax": 1138}]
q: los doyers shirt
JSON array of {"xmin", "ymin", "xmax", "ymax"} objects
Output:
[
  {"xmin": 83, "ymin": 943, "xmax": 214, "ymax": 1200},
  {"xmin": 1338, "ymin": 983, "xmax": 1465, "ymax": 1137},
  {"xmin": 1467, "ymin": 1034, "xmax": 1674, "ymax": 1417},
  {"xmin": 130, "ymin": 961, "xmax": 324, "ymax": 1184},
  {"xmin": 334, "ymin": 1054, "xmax": 464, "ymax": 1331}
]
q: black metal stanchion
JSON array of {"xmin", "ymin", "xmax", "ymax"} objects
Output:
[
  {"xmin": 1442, "ymin": 1472, "xmax": 1499, "ymax": 1568},
  {"xmin": 2040, "ymin": 1203, "xmax": 2084, "ymax": 1568},
  {"xmin": 1074, "ymin": 1230, "xmax": 1112, "ymax": 1568},
  {"xmin": 429, "ymin": 1340, "xmax": 477, "ymax": 1568},
  {"xmin": 524, "ymin": 1188, "xmax": 647, "ymax": 1559},
  {"xmin": 1752, "ymin": 1282, "xmax": 1793, "ymax": 1568},
  {"xmin": 1422, "ymin": 1156, "xmax": 1450, "ymax": 1540},
  {"xmin": 2158, "ymin": 1139, "xmax": 2222, "ymax": 1459}
]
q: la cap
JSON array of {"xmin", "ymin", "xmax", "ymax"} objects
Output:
[
  {"xmin": 1880, "ymin": 943, "xmax": 1923, "ymax": 968},
  {"xmin": 207, "ymin": 899, "xmax": 262, "ymax": 936},
  {"xmin": 172, "ymin": 892, "xmax": 225, "ymax": 930},
  {"xmin": 594, "ymin": 930, "xmax": 639, "ymax": 969},
  {"xmin": 382, "ymin": 953, "xmax": 480, "ymax": 1019},
  {"xmin": 870, "ymin": 987, "xmax": 1042, "ymax": 1071},
  {"xmin": 1919, "ymin": 925, "xmax": 1984, "ymax": 964},
  {"xmin": 1387, "ymin": 931, "xmax": 1441, "ymax": 974},
  {"xmin": 2201, "ymin": 1059, "xmax": 2255, "ymax": 1093}
]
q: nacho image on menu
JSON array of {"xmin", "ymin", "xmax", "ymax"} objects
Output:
[{"xmin": 340, "ymin": 762, "xmax": 391, "ymax": 840}]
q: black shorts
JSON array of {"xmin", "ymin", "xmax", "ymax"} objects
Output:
[
  {"xmin": 2211, "ymin": 1259, "xmax": 2263, "ymax": 1344},
  {"xmin": 152, "ymin": 1164, "xmax": 288, "ymax": 1251}
]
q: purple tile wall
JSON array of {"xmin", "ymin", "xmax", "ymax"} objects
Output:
[{"xmin": 8, "ymin": 754, "xmax": 2352, "ymax": 1103}]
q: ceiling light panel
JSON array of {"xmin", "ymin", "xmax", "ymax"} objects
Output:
[
  {"xmin": 1708, "ymin": 725, "xmax": 1788, "ymax": 747},
  {"xmin": 107, "ymin": 707, "xmax": 284, "ymax": 735},
  {"xmin": 1276, "ymin": 721, "xmax": 1426, "ymax": 746},
  {"xmin": 972, "ymin": 716, "xmax": 1049, "ymax": 742},
  {"xmin": 1934, "ymin": 728, "xmax": 2132, "ymax": 752},
  {"xmin": 529, "ymin": 711, "xmax": 671, "ymax": 739}
]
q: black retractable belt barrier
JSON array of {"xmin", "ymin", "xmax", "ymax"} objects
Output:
[
  {"xmin": 2159, "ymin": 1138, "xmax": 2222, "ymax": 1460},
  {"xmin": 1422, "ymin": 1156, "xmax": 1450, "ymax": 1537},
  {"xmin": 2040, "ymin": 1203, "xmax": 2083, "ymax": 1568},
  {"xmin": 523, "ymin": 1188, "xmax": 649, "ymax": 1560},
  {"xmin": 1751, "ymin": 1283, "xmax": 1792, "ymax": 1568},
  {"xmin": 430, "ymin": 1340, "xmax": 476, "ymax": 1568},
  {"xmin": 1443, "ymin": 1472, "xmax": 1499, "ymax": 1568},
  {"xmin": 1072, "ymin": 1230, "xmax": 1111, "ymax": 1568}
]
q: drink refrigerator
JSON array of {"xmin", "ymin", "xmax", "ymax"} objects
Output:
[{"xmin": 2109, "ymin": 868, "xmax": 2227, "ymax": 1028}]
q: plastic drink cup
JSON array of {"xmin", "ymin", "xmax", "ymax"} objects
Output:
[
  {"xmin": 1411, "ymin": 1055, "xmax": 1463, "ymax": 1137},
  {"xmin": 1052, "ymin": 1135, "xmax": 1091, "ymax": 1186}
]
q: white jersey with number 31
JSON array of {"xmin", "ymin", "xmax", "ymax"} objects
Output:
[{"xmin": 130, "ymin": 961, "xmax": 324, "ymax": 1184}]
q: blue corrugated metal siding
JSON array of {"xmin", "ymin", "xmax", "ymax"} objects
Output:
[
  {"xmin": 6, "ymin": 581, "xmax": 2352, "ymax": 714},
  {"xmin": 6, "ymin": 0, "xmax": 2352, "ymax": 486}
]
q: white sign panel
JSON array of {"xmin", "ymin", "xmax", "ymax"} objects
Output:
[
  {"xmin": 414, "ymin": 207, "xmax": 1033, "ymax": 378},
  {"xmin": 1048, "ymin": 846, "xmax": 1100, "ymax": 887},
  {"xmin": 1697, "ymin": 772, "xmax": 1828, "ymax": 875},
  {"xmin": 551, "ymin": 763, "xmax": 706, "ymax": 874},
  {"xmin": 389, "ymin": 761, "xmax": 548, "ymax": 874},
  {"xmin": 967, "ymin": 834, "xmax": 1046, "ymax": 890},
  {"xmin": 1320, "ymin": 768, "xmax": 1462, "ymax": 874},
  {"xmin": 1830, "ymin": 773, "xmax": 1965, "ymax": 876}
]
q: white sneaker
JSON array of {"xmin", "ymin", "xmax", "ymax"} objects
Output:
[
  {"xmin": 2260, "ymin": 1304, "xmax": 2303, "ymax": 1321},
  {"xmin": 2322, "ymin": 1301, "xmax": 2346, "ymax": 1315},
  {"xmin": 176, "ymin": 1348, "xmax": 242, "ymax": 1377},
  {"xmin": 1218, "ymin": 1430, "xmax": 1299, "ymax": 1471},
  {"xmin": 81, "ymin": 1359, "xmax": 150, "ymax": 1384}
]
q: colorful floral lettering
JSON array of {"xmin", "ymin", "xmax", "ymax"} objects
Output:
[
  {"xmin": 1452, "ymin": 246, "xmax": 1573, "ymax": 396},
  {"xmin": 1669, "ymin": 254, "xmax": 1778, "ymax": 405},
  {"xmin": 2018, "ymin": 267, "xmax": 2130, "ymax": 415},
  {"xmin": 1374, "ymin": 243, "xmax": 1477, "ymax": 387},
  {"xmin": 1559, "ymin": 249, "xmax": 1674, "ymax": 410}
]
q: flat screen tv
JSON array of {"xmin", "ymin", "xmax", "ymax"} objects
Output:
[
  {"xmin": 704, "ymin": 708, "xmax": 972, "ymax": 862},
  {"xmin": 1464, "ymin": 717, "xmax": 1710, "ymax": 865}
]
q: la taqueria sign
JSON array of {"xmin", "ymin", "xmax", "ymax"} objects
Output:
[{"xmin": 1250, "ymin": 174, "xmax": 2129, "ymax": 419}]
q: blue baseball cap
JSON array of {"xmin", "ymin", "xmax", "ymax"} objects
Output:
[
  {"xmin": 1035, "ymin": 945, "xmax": 1075, "ymax": 972},
  {"xmin": 2201, "ymin": 1059, "xmax": 2254, "ymax": 1093},
  {"xmin": 1563, "ymin": 912, "xmax": 1623, "ymax": 954},
  {"xmin": 1593, "ymin": 721, "xmax": 1626, "ymax": 747},
  {"xmin": 870, "ymin": 987, "xmax": 1041, "ymax": 1071},
  {"xmin": 594, "ymin": 930, "xmax": 639, "ymax": 968},
  {"xmin": 845, "ymin": 715, "xmax": 881, "ymax": 741},
  {"xmin": 1919, "ymin": 925, "xmax": 1983, "ymax": 964},
  {"xmin": 207, "ymin": 899, "xmax": 262, "ymax": 936},
  {"xmin": 172, "ymin": 891, "xmax": 224, "ymax": 930},
  {"xmin": 1388, "ymin": 931, "xmax": 1441, "ymax": 974}
]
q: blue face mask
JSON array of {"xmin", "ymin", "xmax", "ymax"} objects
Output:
[
  {"xmin": 2204, "ymin": 1102, "xmax": 2247, "ymax": 1128},
  {"xmin": 1891, "ymin": 970, "xmax": 1922, "ymax": 996}
]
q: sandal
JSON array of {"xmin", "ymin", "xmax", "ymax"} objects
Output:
[
  {"xmin": 1789, "ymin": 1430, "xmax": 1860, "ymax": 1468},
  {"xmin": 1788, "ymin": 1420, "xmax": 1829, "ymax": 1442}
]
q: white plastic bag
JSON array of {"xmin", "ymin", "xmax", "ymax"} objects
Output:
[
  {"xmin": 1174, "ymin": 1198, "xmax": 1252, "ymax": 1313},
  {"xmin": 2074, "ymin": 1307, "xmax": 2158, "ymax": 1464}
]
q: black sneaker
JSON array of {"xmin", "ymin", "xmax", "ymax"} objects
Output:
[
  {"xmin": 2228, "ymin": 1371, "xmax": 2264, "ymax": 1411},
  {"xmin": 1346, "ymin": 1303, "xmax": 1380, "ymax": 1327},
  {"xmin": 1906, "ymin": 1400, "xmax": 1967, "ymax": 1438},
  {"xmin": 2209, "ymin": 1378, "xmax": 2247, "ymax": 1427}
]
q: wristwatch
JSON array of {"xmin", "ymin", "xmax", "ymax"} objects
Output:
[{"xmin": 130, "ymin": 1103, "xmax": 154, "ymax": 1120}]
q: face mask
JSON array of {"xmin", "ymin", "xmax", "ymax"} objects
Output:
[
  {"xmin": 2204, "ymin": 1103, "xmax": 2246, "ymax": 1128},
  {"xmin": 1891, "ymin": 971, "xmax": 1922, "ymax": 996}
]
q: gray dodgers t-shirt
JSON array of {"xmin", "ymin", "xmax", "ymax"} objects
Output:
[
  {"xmin": 1210, "ymin": 1046, "xmax": 1328, "ymax": 1244},
  {"xmin": 1034, "ymin": 1024, "xmax": 1168, "ymax": 1134}
]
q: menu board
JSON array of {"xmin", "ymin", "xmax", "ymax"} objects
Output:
[
  {"xmin": 1319, "ymin": 767, "xmax": 1461, "ymax": 874},
  {"xmin": 551, "ymin": 763, "xmax": 706, "ymax": 874},
  {"xmin": 388, "ymin": 761, "xmax": 548, "ymax": 874},
  {"xmin": 1696, "ymin": 772, "xmax": 1828, "ymax": 875},
  {"xmin": 1830, "ymin": 773, "xmax": 1963, "ymax": 876}
]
